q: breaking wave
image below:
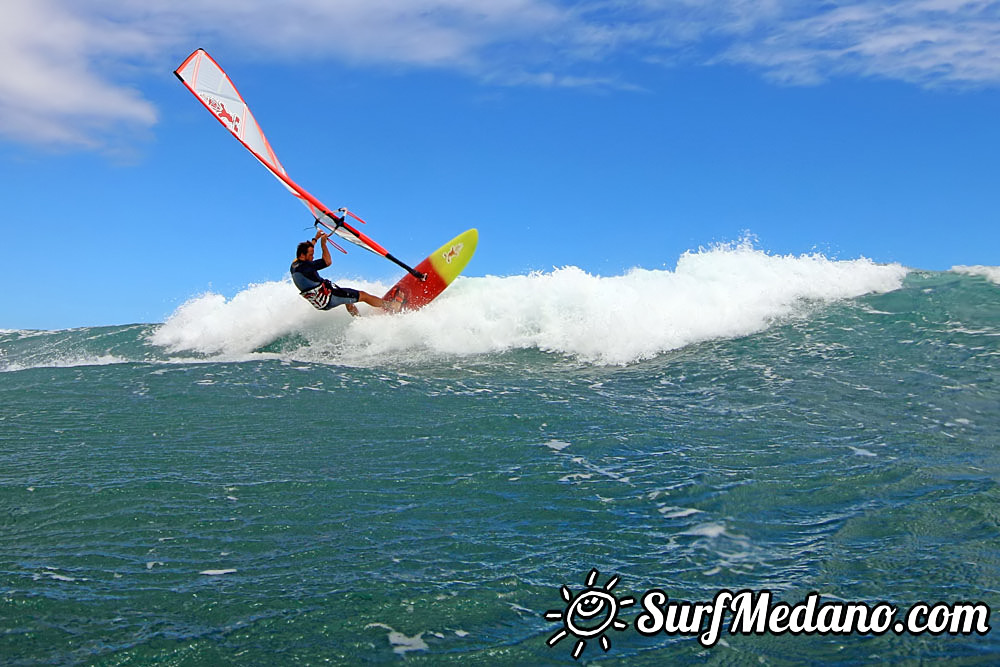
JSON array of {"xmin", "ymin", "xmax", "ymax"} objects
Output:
[{"xmin": 149, "ymin": 241, "xmax": 908, "ymax": 365}]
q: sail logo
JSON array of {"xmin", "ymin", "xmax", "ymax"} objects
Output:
[
  {"xmin": 442, "ymin": 243, "xmax": 463, "ymax": 264},
  {"xmin": 544, "ymin": 569, "xmax": 635, "ymax": 660},
  {"xmin": 202, "ymin": 96, "xmax": 241, "ymax": 132}
]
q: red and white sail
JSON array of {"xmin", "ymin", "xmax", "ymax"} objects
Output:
[{"xmin": 175, "ymin": 48, "xmax": 418, "ymax": 272}]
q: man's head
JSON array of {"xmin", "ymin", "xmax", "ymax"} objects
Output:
[{"xmin": 296, "ymin": 240, "xmax": 315, "ymax": 260}]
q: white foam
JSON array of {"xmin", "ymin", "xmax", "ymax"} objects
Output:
[
  {"xmin": 0, "ymin": 354, "xmax": 129, "ymax": 373},
  {"xmin": 952, "ymin": 265, "xmax": 1000, "ymax": 285},
  {"xmin": 658, "ymin": 506, "xmax": 705, "ymax": 519},
  {"xmin": 683, "ymin": 522, "xmax": 732, "ymax": 539},
  {"xmin": 365, "ymin": 623, "xmax": 429, "ymax": 655},
  {"xmin": 150, "ymin": 279, "xmax": 372, "ymax": 356},
  {"xmin": 149, "ymin": 242, "xmax": 908, "ymax": 365}
]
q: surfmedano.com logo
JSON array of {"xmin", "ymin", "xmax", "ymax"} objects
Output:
[
  {"xmin": 544, "ymin": 569, "xmax": 635, "ymax": 659},
  {"xmin": 544, "ymin": 570, "xmax": 992, "ymax": 660}
]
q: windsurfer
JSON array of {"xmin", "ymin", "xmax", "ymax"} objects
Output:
[{"xmin": 291, "ymin": 231, "xmax": 399, "ymax": 316}]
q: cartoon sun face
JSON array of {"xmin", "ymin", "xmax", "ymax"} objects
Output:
[
  {"xmin": 568, "ymin": 590, "xmax": 615, "ymax": 634},
  {"xmin": 545, "ymin": 569, "xmax": 635, "ymax": 659}
]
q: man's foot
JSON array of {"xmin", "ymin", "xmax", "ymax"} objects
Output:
[{"xmin": 381, "ymin": 289, "xmax": 405, "ymax": 313}]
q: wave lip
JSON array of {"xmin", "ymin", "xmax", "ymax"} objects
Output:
[{"xmin": 952, "ymin": 265, "xmax": 1000, "ymax": 285}]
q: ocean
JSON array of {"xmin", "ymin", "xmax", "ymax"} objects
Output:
[{"xmin": 2, "ymin": 244, "xmax": 998, "ymax": 664}]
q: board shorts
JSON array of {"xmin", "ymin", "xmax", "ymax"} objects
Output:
[
  {"xmin": 321, "ymin": 286, "xmax": 360, "ymax": 310},
  {"xmin": 299, "ymin": 281, "xmax": 360, "ymax": 311}
]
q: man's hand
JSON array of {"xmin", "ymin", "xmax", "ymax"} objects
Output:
[{"xmin": 315, "ymin": 230, "xmax": 333, "ymax": 265}]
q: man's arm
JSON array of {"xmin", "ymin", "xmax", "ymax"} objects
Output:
[{"xmin": 316, "ymin": 231, "xmax": 333, "ymax": 268}]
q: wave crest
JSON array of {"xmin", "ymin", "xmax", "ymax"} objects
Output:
[{"xmin": 150, "ymin": 243, "xmax": 908, "ymax": 365}]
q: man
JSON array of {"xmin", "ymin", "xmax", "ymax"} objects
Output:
[{"xmin": 291, "ymin": 230, "xmax": 398, "ymax": 316}]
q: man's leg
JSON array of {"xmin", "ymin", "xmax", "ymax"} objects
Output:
[{"xmin": 357, "ymin": 291, "xmax": 400, "ymax": 312}]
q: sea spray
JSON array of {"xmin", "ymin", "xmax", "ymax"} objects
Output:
[
  {"xmin": 150, "ymin": 243, "xmax": 909, "ymax": 365},
  {"xmin": 148, "ymin": 279, "xmax": 385, "ymax": 356}
]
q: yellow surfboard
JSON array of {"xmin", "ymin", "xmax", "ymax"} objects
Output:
[{"xmin": 382, "ymin": 229, "xmax": 478, "ymax": 310}]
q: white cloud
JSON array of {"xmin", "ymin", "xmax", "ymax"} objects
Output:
[
  {"xmin": 0, "ymin": 0, "xmax": 159, "ymax": 147},
  {"xmin": 0, "ymin": 0, "xmax": 579, "ymax": 147},
  {"xmin": 1, "ymin": 0, "xmax": 999, "ymax": 149},
  {"xmin": 716, "ymin": 1, "xmax": 1000, "ymax": 87}
]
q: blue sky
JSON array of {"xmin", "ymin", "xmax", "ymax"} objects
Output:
[{"xmin": 1, "ymin": 0, "xmax": 998, "ymax": 329}]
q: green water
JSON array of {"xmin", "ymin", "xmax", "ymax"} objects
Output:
[{"xmin": 1, "ymin": 272, "xmax": 998, "ymax": 664}]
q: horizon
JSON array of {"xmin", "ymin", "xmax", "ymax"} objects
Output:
[{"xmin": 1, "ymin": 1, "xmax": 998, "ymax": 330}]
